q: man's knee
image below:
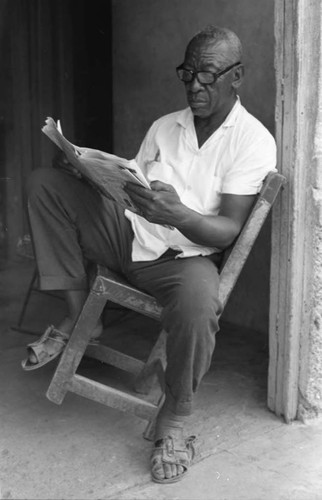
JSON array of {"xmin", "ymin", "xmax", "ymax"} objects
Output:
[
  {"xmin": 174, "ymin": 258, "xmax": 221, "ymax": 319},
  {"xmin": 27, "ymin": 167, "xmax": 57, "ymax": 199},
  {"xmin": 26, "ymin": 167, "xmax": 77, "ymax": 208}
]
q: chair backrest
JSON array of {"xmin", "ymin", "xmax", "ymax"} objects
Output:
[{"xmin": 218, "ymin": 171, "xmax": 286, "ymax": 307}]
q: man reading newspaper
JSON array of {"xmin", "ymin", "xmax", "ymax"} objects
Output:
[{"xmin": 22, "ymin": 26, "xmax": 276, "ymax": 483}]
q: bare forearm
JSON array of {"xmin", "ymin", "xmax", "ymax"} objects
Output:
[
  {"xmin": 124, "ymin": 181, "xmax": 252, "ymax": 249},
  {"xmin": 172, "ymin": 205, "xmax": 241, "ymax": 250}
]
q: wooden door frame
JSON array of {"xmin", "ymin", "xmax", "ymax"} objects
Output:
[{"xmin": 269, "ymin": 0, "xmax": 321, "ymax": 421}]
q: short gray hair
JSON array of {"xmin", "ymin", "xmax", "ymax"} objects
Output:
[{"xmin": 187, "ymin": 25, "xmax": 243, "ymax": 63}]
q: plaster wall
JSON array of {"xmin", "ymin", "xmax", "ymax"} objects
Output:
[
  {"xmin": 302, "ymin": 136, "xmax": 322, "ymax": 419},
  {"xmin": 112, "ymin": 0, "xmax": 275, "ymax": 334},
  {"xmin": 298, "ymin": 22, "xmax": 322, "ymax": 419}
]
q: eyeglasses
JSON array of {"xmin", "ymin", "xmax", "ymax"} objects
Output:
[{"xmin": 176, "ymin": 61, "xmax": 241, "ymax": 85}]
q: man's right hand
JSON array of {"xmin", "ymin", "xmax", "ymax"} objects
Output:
[{"xmin": 52, "ymin": 150, "xmax": 82, "ymax": 178}]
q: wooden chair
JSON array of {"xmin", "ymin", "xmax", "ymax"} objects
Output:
[{"xmin": 46, "ymin": 172, "xmax": 286, "ymax": 440}]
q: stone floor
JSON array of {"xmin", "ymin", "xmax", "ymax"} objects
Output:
[{"xmin": 1, "ymin": 257, "xmax": 322, "ymax": 500}]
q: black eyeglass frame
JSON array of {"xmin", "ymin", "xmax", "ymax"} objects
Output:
[{"xmin": 176, "ymin": 61, "xmax": 241, "ymax": 85}]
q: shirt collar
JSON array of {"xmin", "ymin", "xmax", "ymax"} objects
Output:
[
  {"xmin": 177, "ymin": 95, "xmax": 241, "ymax": 130},
  {"xmin": 222, "ymin": 95, "xmax": 241, "ymax": 127}
]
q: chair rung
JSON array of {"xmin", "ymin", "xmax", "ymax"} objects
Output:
[
  {"xmin": 69, "ymin": 373, "xmax": 158, "ymax": 420},
  {"xmin": 85, "ymin": 344, "xmax": 145, "ymax": 375}
]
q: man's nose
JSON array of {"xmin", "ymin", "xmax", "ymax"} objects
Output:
[{"xmin": 187, "ymin": 75, "xmax": 204, "ymax": 92}]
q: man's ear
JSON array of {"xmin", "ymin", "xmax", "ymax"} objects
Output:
[{"xmin": 232, "ymin": 64, "xmax": 244, "ymax": 90}]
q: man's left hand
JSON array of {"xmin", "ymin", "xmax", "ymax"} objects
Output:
[{"xmin": 124, "ymin": 180, "xmax": 185, "ymax": 226}]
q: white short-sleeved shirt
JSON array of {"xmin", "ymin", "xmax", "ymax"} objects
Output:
[{"xmin": 125, "ymin": 97, "xmax": 277, "ymax": 261}]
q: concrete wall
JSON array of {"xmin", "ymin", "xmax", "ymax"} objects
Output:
[
  {"xmin": 297, "ymin": 0, "xmax": 322, "ymax": 420},
  {"xmin": 300, "ymin": 121, "xmax": 322, "ymax": 419},
  {"xmin": 112, "ymin": 0, "xmax": 275, "ymax": 333}
]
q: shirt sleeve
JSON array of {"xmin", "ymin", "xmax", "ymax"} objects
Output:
[{"xmin": 221, "ymin": 132, "xmax": 277, "ymax": 195}]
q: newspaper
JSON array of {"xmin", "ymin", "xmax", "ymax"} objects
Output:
[{"xmin": 41, "ymin": 117, "xmax": 150, "ymax": 213}]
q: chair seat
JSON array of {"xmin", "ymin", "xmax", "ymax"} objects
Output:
[{"xmin": 93, "ymin": 266, "xmax": 162, "ymax": 320}]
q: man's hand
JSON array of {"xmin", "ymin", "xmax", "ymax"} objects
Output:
[
  {"xmin": 125, "ymin": 179, "xmax": 256, "ymax": 250},
  {"xmin": 124, "ymin": 180, "xmax": 187, "ymax": 226},
  {"xmin": 52, "ymin": 150, "xmax": 82, "ymax": 178}
]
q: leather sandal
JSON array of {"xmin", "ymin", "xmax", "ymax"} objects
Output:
[
  {"xmin": 21, "ymin": 325, "xmax": 69, "ymax": 371},
  {"xmin": 151, "ymin": 435, "xmax": 196, "ymax": 484},
  {"xmin": 21, "ymin": 325, "xmax": 101, "ymax": 371}
]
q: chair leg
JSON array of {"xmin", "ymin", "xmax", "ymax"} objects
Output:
[
  {"xmin": 12, "ymin": 265, "xmax": 64, "ymax": 335},
  {"xmin": 46, "ymin": 288, "xmax": 108, "ymax": 404},
  {"xmin": 134, "ymin": 329, "xmax": 167, "ymax": 395},
  {"xmin": 136, "ymin": 330, "xmax": 167, "ymax": 441},
  {"xmin": 16, "ymin": 267, "xmax": 38, "ymax": 328},
  {"xmin": 143, "ymin": 392, "xmax": 165, "ymax": 441}
]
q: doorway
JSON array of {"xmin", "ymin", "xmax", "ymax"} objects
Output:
[{"xmin": 0, "ymin": 0, "xmax": 113, "ymax": 260}]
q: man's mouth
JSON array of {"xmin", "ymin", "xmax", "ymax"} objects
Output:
[
  {"xmin": 187, "ymin": 95, "xmax": 207, "ymax": 105},
  {"xmin": 188, "ymin": 100, "xmax": 207, "ymax": 107}
]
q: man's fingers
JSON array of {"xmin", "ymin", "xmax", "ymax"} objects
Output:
[
  {"xmin": 125, "ymin": 181, "xmax": 176, "ymax": 198},
  {"xmin": 127, "ymin": 192, "xmax": 153, "ymax": 210},
  {"xmin": 150, "ymin": 180, "xmax": 175, "ymax": 192},
  {"xmin": 125, "ymin": 183, "xmax": 153, "ymax": 199}
]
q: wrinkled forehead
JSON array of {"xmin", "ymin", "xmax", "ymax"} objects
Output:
[{"xmin": 184, "ymin": 39, "xmax": 232, "ymax": 69}]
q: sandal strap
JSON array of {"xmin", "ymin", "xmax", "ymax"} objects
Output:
[
  {"xmin": 27, "ymin": 326, "xmax": 69, "ymax": 348},
  {"xmin": 151, "ymin": 435, "xmax": 196, "ymax": 469},
  {"xmin": 46, "ymin": 327, "xmax": 69, "ymax": 344},
  {"xmin": 26, "ymin": 326, "xmax": 68, "ymax": 365}
]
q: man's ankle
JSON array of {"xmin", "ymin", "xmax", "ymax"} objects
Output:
[{"xmin": 154, "ymin": 406, "xmax": 190, "ymax": 441}]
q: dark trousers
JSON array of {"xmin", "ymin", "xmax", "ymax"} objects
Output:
[{"xmin": 27, "ymin": 167, "xmax": 223, "ymax": 415}]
